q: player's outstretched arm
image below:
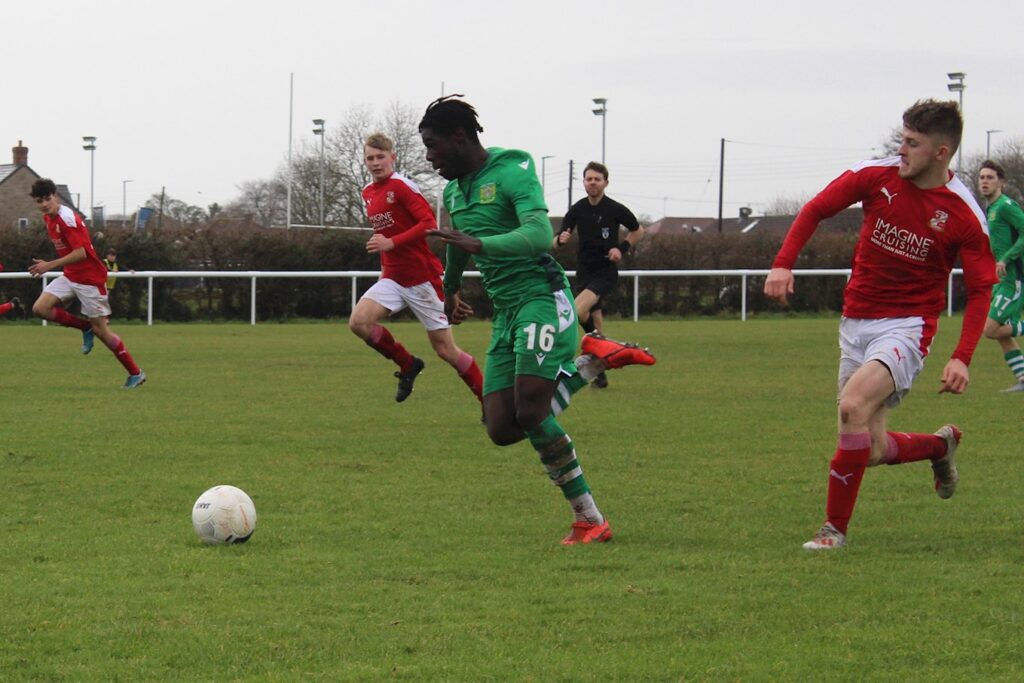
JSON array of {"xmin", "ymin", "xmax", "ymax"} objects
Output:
[{"xmin": 764, "ymin": 267, "xmax": 795, "ymax": 305}]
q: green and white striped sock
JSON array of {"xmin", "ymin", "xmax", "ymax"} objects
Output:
[
  {"xmin": 527, "ymin": 415, "xmax": 602, "ymax": 523},
  {"xmin": 550, "ymin": 372, "xmax": 587, "ymax": 417},
  {"xmin": 1005, "ymin": 349, "xmax": 1024, "ymax": 380}
]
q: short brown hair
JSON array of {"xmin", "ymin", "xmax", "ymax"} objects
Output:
[
  {"xmin": 902, "ymin": 99, "xmax": 962, "ymax": 155},
  {"xmin": 583, "ymin": 161, "xmax": 608, "ymax": 180},
  {"xmin": 980, "ymin": 159, "xmax": 1006, "ymax": 180},
  {"xmin": 364, "ymin": 132, "xmax": 394, "ymax": 152}
]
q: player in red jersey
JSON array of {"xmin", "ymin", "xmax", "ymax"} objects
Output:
[
  {"xmin": 348, "ymin": 133, "xmax": 483, "ymax": 405},
  {"xmin": 28, "ymin": 178, "xmax": 146, "ymax": 388},
  {"xmin": 0, "ymin": 262, "xmax": 24, "ymax": 318},
  {"xmin": 764, "ymin": 100, "xmax": 996, "ymax": 550}
]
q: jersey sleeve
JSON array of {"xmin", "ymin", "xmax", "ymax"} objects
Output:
[
  {"xmin": 561, "ymin": 204, "xmax": 577, "ymax": 232},
  {"xmin": 952, "ymin": 219, "xmax": 999, "ymax": 365},
  {"xmin": 59, "ymin": 214, "xmax": 91, "ymax": 251},
  {"xmin": 506, "ymin": 153, "xmax": 548, "ymax": 216},
  {"xmin": 997, "ymin": 200, "xmax": 1024, "ymax": 264},
  {"xmin": 772, "ymin": 168, "xmax": 872, "ymax": 269},
  {"xmin": 477, "ymin": 209, "xmax": 552, "ymax": 258},
  {"xmin": 617, "ymin": 202, "xmax": 640, "ymax": 231},
  {"xmin": 389, "ymin": 180, "xmax": 437, "ymax": 248},
  {"xmin": 442, "ymin": 244, "xmax": 472, "ymax": 296}
]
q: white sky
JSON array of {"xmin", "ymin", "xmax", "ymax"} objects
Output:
[{"xmin": 5, "ymin": 0, "xmax": 1022, "ymax": 221}]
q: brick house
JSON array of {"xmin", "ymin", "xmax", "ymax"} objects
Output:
[{"xmin": 0, "ymin": 141, "xmax": 80, "ymax": 229}]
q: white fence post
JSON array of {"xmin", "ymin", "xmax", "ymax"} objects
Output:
[
  {"xmin": 147, "ymin": 277, "xmax": 154, "ymax": 326},
  {"xmin": 633, "ymin": 275, "xmax": 639, "ymax": 322},
  {"xmin": 251, "ymin": 276, "xmax": 257, "ymax": 325},
  {"xmin": 741, "ymin": 273, "xmax": 748, "ymax": 321},
  {"xmin": 351, "ymin": 276, "xmax": 358, "ymax": 313},
  {"xmin": 947, "ymin": 272, "xmax": 954, "ymax": 317}
]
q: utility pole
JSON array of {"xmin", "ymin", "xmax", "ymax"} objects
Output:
[
  {"xmin": 717, "ymin": 138, "xmax": 725, "ymax": 233},
  {"xmin": 568, "ymin": 160, "xmax": 575, "ymax": 212}
]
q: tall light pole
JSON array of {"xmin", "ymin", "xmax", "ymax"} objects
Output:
[
  {"xmin": 312, "ymin": 118, "xmax": 326, "ymax": 226},
  {"xmin": 122, "ymin": 179, "xmax": 133, "ymax": 226},
  {"xmin": 986, "ymin": 129, "xmax": 1002, "ymax": 159},
  {"xmin": 946, "ymin": 72, "xmax": 965, "ymax": 173},
  {"xmin": 591, "ymin": 98, "xmax": 607, "ymax": 164},
  {"xmin": 541, "ymin": 155, "xmax": 554, "ymax": 195},
  {"xmin": 82, "ymin": 136, "xmax": 97, "ymax": 221}
]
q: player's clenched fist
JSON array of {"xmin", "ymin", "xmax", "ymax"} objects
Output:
[{"xmin": 764, "ymin": 267, "xmax": 795, "ymax": 305}]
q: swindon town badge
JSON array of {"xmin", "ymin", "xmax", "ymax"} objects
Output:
[
  {"xmin": 928, "ymin": 209, "xmax": 948, "ymax": 232},
  {"xmin": 386, "ymin": 191, "xmax": 396, "ymax": 204}
]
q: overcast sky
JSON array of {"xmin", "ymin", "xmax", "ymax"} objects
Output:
[{"xmin": 5, "ymin": 1, "xmax": 1021, "ymax": 222}]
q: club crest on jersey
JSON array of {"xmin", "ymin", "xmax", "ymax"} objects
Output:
[
  {"xmin": 386, "ymin": 191, "xmax": 396, "ymax": 204},
  {"xmin": 479, "ymin": 183, "xmax": 497, "ymax": 204},
  {"xmin": 601, "ymin": 227, "xmax": 610, "ymax": 240},
  {"xmin": 929, "ymin": 210, "xmax": 948, "ymax": 232}
]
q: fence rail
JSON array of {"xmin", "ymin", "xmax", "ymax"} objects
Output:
[{"xmin": 0, "ymin": 269, "xmax": 965, "ymax": 325}]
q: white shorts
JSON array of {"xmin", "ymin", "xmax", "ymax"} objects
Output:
[
  {"xmin": 361, "ymin": 278, "xmax": 450, "ymax": 332},
  {"xmin": 44, "ymin": 275, "xmax": 111, "ymax": 319},
  {"xmin": 837, "ymin": 316, "xmax": 933, "ymax": 408}
]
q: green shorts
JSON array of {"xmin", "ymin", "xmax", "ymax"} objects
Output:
[
  {"xmin": 483, "ymin": 287, "xmax": 580, "ymax": 395},
  {"xmin": 989, "ymin": 278, "xmax": 1023, "ymax": 323}
]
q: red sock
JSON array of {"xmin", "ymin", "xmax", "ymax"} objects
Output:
[
  {"xmin": 455, "ymin": 351, "xmax": 484, "ymax": 403},
  {"xmin": 366, "ymin": 325, "xmax": 413, "ymax": 372},
  {"xmin": 0, "ymin": 301, "xmax": 12, "ymax": 315},
  {"xmin": 104, "ymin": 334, "xmax": 141, "ymax": 375},
  {"xmin": 882, "ymin": 432, "xmax": 946, "ymax": 464},
  {"xmin": 50, "ymin": 306, "xmax": 91, "ymax": 330},
  {"xmin": 825, "ymin": 432, "xmax": 871, "ymax": 535}
]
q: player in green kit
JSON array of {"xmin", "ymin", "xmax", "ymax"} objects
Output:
[
  {"xmin": 419, "ymin": 95, "xmax": 655, "ymax": 545},
  {"xmin": 979, "ymin": 160, "xmax": 1024, "ymax": 392}
]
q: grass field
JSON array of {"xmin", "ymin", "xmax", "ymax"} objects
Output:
[{"xmin": 1, "ymin": 317, "xmax": 1022, "ymax": 681}]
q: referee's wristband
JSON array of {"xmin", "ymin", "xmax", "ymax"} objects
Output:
[{"xmin": 618, "ymin": 240, "xmax": 631, "ymax": 254}]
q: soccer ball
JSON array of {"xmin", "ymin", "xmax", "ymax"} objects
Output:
[{"xmin": 191, "ymin": 485, "xmax": 257, "ymax": 545}]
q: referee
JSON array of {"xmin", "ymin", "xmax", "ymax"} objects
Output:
[{"xmin": 554, "ymin": 161, "xmax": 644, "ymax": 388}]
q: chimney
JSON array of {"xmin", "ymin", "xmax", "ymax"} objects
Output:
[{"xmin": 12, "ymin": 140, "xmax": 28, "ymax": 166}]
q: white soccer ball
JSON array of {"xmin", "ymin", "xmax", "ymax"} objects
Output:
[{"xmin": 192, "ymin": 485, "xmax": 257, "ymax": 545}]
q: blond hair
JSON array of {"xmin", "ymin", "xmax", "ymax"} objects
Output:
[{"xmin": 364, "ymin": 132, "xmax": 394, "ymax": 152}]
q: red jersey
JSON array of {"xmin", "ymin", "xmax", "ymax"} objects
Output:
[
  {"xmin": 773, "ymin": 157, "xmax": 996, "ymax": 365},
  {"xmin": 362, "ymin": 173, "xmax": 442, "ymax": 291},
  {"xmin": 43, "ymin": 205, "xmax": 108, "ymax": 288}
]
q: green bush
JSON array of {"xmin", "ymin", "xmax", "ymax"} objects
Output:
[{"xmin": 1, "ymin": 224, "xmax": 969, "ymax": 321}]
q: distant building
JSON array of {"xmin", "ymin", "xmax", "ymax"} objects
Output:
[
  {"xmin": 0, "ymin": 141, "xmax": 80, "ymax": 230},
  {"xmin": 644, "ymin": 208, "xmax": 864, "ymax": 235}
]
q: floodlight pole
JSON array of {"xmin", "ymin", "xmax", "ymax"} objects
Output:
[
  {"xmin": 946, "ymin": 71, "xmax": 965, "ymax": 173},
  {"xmin": 313, "ymin": 118, "xmax": 326, "ymax": 226},
  {"xmin": 592, "ymin": 98, "xmax": 607, "ymax": 164},
  {"xmin": 82, "ymin": 136, "xmax": 97, "ymax": 221},
  {"xmin": 986, "ymin": 129, "xmax": 1002, "ymax": 159}
]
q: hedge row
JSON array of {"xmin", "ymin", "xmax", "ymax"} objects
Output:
[{"xmin": 0, "ymin": 224, "xmax": 969, "ymax": 322}]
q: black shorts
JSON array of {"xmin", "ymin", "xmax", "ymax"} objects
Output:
[{"xmin": 575, "ymin": 264, "xmax": 619, "ymax": 309}]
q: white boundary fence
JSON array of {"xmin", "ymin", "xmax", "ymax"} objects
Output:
[{"xmin": 1, "ymin": 268, "xmax": 966, "ymax": 325}]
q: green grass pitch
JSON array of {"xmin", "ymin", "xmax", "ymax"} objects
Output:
[{"xmin": 1, "ymin": 318, "xmax": 1021, "ymax": 680}]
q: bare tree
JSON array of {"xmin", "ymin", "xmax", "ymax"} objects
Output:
[
  {"xmin": 230, "ymin": 100, "xmax": 439, "ymax": 229},
  {"xmin": 763, "ymin": 193, "xmax": 811, "ymax": 215},
  {"xmin": 876, "ymin": 127, "xmax": 902, "ymax": 158}
]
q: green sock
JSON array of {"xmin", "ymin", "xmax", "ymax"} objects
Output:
[
  {"xmin": 1005, "ymin": 349, "xmax": 1024, "ymax": 380},
  {"xmin": 551, "ymin": 372, "xmax": 587, "ymax": 416},
  {"xmin": 527, "ymin": 415, "xmax": 590, "ymax": 499}
]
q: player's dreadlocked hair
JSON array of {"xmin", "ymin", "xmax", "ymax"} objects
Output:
[{"xmin": 419, "ymin": 94, "xmax": 484, "ymax": 141}]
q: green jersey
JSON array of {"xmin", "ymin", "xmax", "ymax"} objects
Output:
[
  {"xmin": 987, "ymin": 193, "xmax": 1024, "ymax": 280},
  {"xmin": 442, "ymin": 148, "xmax": 566, "ymax": 309}
]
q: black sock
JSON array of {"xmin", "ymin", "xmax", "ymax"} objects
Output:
[{"xmin": 580, "ymin": 317, "xmax": 596, "ymax": 334}]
